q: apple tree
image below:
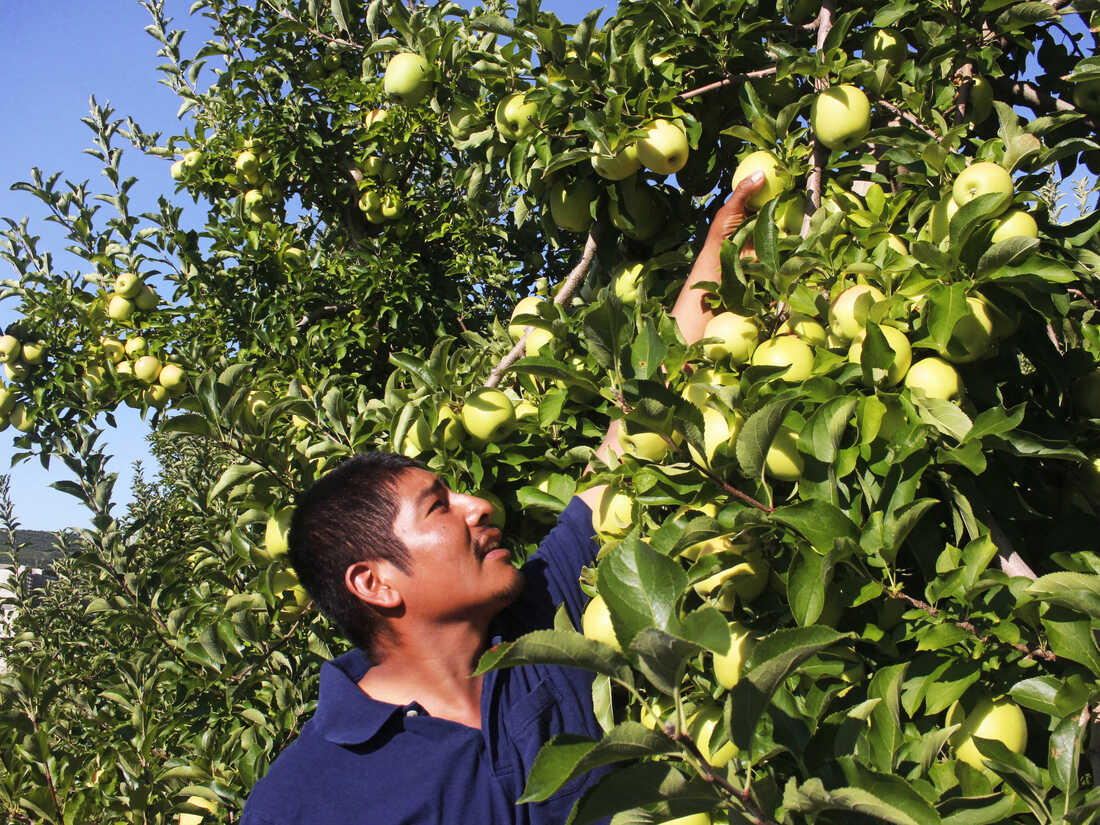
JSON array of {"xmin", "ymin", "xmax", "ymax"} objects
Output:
[{"xmin": 2, "ymin": 0, "xmax": 1100, "ymax": 823}]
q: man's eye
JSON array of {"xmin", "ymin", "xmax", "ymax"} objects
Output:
[{"xmin": 430, "ymin": 497, "xmax": 447, "ymax": 513}]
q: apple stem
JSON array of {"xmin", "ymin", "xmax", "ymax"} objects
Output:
[{"xmin": 485, "ymin": 228, "xmax": 599, "ymax": 388}]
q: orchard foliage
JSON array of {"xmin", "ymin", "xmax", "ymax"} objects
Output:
[{"xmin": 2, "ymin": 0, "xmax": 1100, "ymax": 823}]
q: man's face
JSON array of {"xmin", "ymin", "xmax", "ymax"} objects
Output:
[{"xmin": 387, "ymin": 468, "xmax": 523, "ymax": 622}]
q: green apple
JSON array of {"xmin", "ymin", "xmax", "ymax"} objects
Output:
[
  {"xmin": 751, "ymin": 335, "xmax": 814, "ymax": 382},
  {"xmin": 363, "ymin": 108, "xmax": 388, "ymax": 129},
  {"xmin": 182, "ymin": 150, "xmax": 202, "ymax": 171},
  {"xmin": 434, "ymin": 405, "xmax": 464, "ymax": 451},
  {"xmin": 495, "ymin": 92, "xmax": 538, "ymax": 141},
  {"xmin": 609, "ymin": 178, "xmax": 663, "ymax": 241},
  {"xmin": 660, "ymin": 813, "xmax": 710, "ymax": 825},
  {"xmin": 107, "ymin": 295, "xmax": 135, "ymax": 322},
  {"xmin": 114, "ymin": 272, "xmax": 143, "ymax": 299},
  {"xmin": 864, "ymin": 28, "xmax": 907, "ymax": 69},
  {"xmin": 947, "ymin": 696, "xmax": 1028, "ymax": 772},
  {"xmin": 124, "ymin": 337, "xmax": 147, "ymax": 357},
  {"xmin": 1074, "ymin": 369, "xmax": 1100, "ymax": 418},
  {"xmin": 0, "ymin": 335, "xmax": 19, "ymax": 363},
  {"xmin": 9, "ymin": 402, "xmax": 31, "ymax": 433},
  {"xmin": 548, "ymin": 178, "xmax": 596, "ymax": 234},
  {"xmin": 689, "ymin": 406, "xmax": 745, "ymax": 466},
  {"xmin": 966, "ymin": 77, "xmax": 995, "ymax": 124},
  {"xmin": 905, "ymin": 357, "xmax": 963, "ymax": 401},
  {"xmin": 774, "ymin": 196, "xmax": 808, "ymax": 236},
  {"xmin": 811, "ymin": 85, "xmax": 871, "ymax": 150},
  {"xmin": 713, "ymin": 621, "xmax": 753, "ymax": 689},
  {"xmin": 618, "ymin": 423, "xmax": 671, "ymax": 462},
  {"xmin": 243, "ymin": 189, "xmax": 271, "ymax": 223},
  {"xmin": 134, "ymin": 355, "xmax": 163, "ymax": 384},
  {"xmin": 3, "ymin": 362, "xmax": 27, "ymax": 382},
  {"xmin": 461, "ymin": 388, "xmax": 516, "ymax": 444},
  {"xmin": 591, "ymin": 140, "xmax": 640, "ymax": 181},
  {"xmin": 20, "ymin": 341, "xmax": 45, "ymax": 366},
  {"xmin": 991, "ymin": 210, "xmax": 1038, "ymax": 242},
  {"xmin": 508, "ymin": 296, "xmax": 546, "ymax": 341},
  {"xmin": 170, "ymin": 159, "xmax": 186, "ymax": 181},
  {"xmin": 952, "ymin": 162, "xmax": 1013, "ymax": 210},
  {"xmin": 264, "ymin": 506, "xmax": 295, "ymax": 558},
  {"xmin": 688, "ymin": 704, "xmax": 738, "ymax": 767},
  {"xmin": 158, "ymin": 363, "xmax": 185, "ymax": 390},
  {"xmin": 848, "ymin": 324, "xmax": 912, "ymax": 386},
  {"xmin": 682, "ymin": 366, "xmax": 739, "ymax": 408},
  {"xmin": 730, "ymin": 150, "xmax": 791, "ymax": 210},
  {"xmin": 235, "ymin": 150, "xmax": 262, "ymax": 184},
  {"xmin": 283, "ymin": 247, "xmax": 307, "ymax": 268},
  {"xmin": 766, "ymin": 426, "xmax": 803, "ymax": 481},
  {"xmin": 592, "ymin": 489, "xmax": 632, "ymax": 536},
  {"xmin": 144, "ymin": 384, "xmax": 169, "ymax": 408},
  {"xmin": 635, "ymin": 119, "xmax": 689, "ymax": 175},
  {"xmin": 943, "ymin": 296, "xmax": 997, "ymax": 363},
  {"xmin": 514, "ymin": 398, "xmax": 538, "ymax": 420},
  {"xmin": 1073, "ymin": 78, "xmax": 1100, "ymax": 116},
  {"xmin": 0, "ymin": 385, "xmax": 15, "ymax": 416},
  {"xmin": 116, "ymin": 359, "xmax": 133, "ymax": 377},
  {"xmin": 361, "ymin": 156, "xmax": 398, "ymax": 182},
  {"xmin": 383, "ymin": 52, "xmax": 432, "ymax": 105},
  {"xmin": 381, "ymin": 193, "xmax": 405, "ymax": 221},
  {"xmin": 777, "ymin": 314, "xmax": 827, "ymax": 346},
  {"xmin": 134, "ymin": 284, "xmax": 160, "ymax": 311},
  {"xmin": 612, "ymin": 262, "xmax": 645, "ymax": 304},
  {"xmin": 582, "ymin": 594, "xmax": 620, "ymax": 651},
  {"xmin": 703, "ymin": 312, "xmax": 759, "ymax": 364},
  {"xmin": 930, "ymin": 195, "xmax": 960, "ymax": 243},
  {"xmin": 784, "ymin": 0, "xmax": 819, "ymax": 24},
  {"xmin": 359, "ymin": 189, "xmax": 385, "ymax": 223},
  {"xmin": 828, "ymin": 284, "xmax": 885, "ymax": 341}
]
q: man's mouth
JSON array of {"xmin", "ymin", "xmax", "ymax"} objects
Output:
[{"xmin": 477, "ymin": 528, "xmax": 504, "ymax": 559}]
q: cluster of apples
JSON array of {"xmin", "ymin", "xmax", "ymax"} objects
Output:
[
  {"xmin": 103, "ymin": 270, "xmax": 161, "ymax": 323},
  {"xmin": 0, "ymin": 331, "xmax": 44, "ymax": 433},
  {"xmin": 97, "ymin": 334, "xmax": 186, "ymax": 409},
  {"xmin": 356, "ymin": 154, "xmax": 405, "ymax": 225},
  {"xmin": 232, "ymin": 141, "xmax": 280, "ymax": 224}
]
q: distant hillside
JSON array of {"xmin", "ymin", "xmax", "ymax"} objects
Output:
[{"xmin": 0, "ymin": 530, "xmax": 74, "ymax": 568}]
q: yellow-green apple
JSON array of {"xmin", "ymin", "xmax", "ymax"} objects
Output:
[
  {"xmin": 134, "ymin": 284, "xmax": 159, "ymax": 311},
  {"xmin": 751, "ymin": 335, "xmax": 814, "ymax": 382},
  {"xmin": 264, "ymin": 506, "xmax": 294, "ymax": 558},
  {"xmin": 101, "ymin": 336, "xmax": 125, "ymax": 363},
  {"xmin": 582, "ymin": 595, "xmax": 620, "ymax": 651},
  {"xmin": 435, "ymin": 405, "xmax": 464, "ymax": 450},
  {"xmin": 713, "ymin": 621, "xmax": 753, "ymax": 689},
  {"xmin": 114, "ymin": 272, "xmax": 143, "ymax": 298},
  {"xmin": 182, "ymin": 150, "xmax": 202, "ymax": 172},
  {"xmin": 283, "ymin": 247, "xmax": 307, "ymax": 268},
  {"xmin": 247, "ymin": 389, "xmax": 274, "ymax": 421},
  {"xmin": 591, "ymin": 140, "xmax": 640, "ymax": 180},
  {"xmin": 682, "ymin": 366, "xmax": 738, "ymax": 408},
  {"xmin": 905, "ymin": 357, "xmax": 963, "ymax": 401},
  {"xmin": 144, "ymin": 384, "xmax": 169, "ymax": 408},
  {"xmin": 689, "ymin": 406, "xmax": 745, "ymax": 466},
  {"xmin": 966, "ymin": 77, "xmax": 995, "ymax": 123},
  {"xmin": 134, "ymin": 355, "xmax": 163, "ymax": 384},
  {"xmin": 1074, "ymin": 369, "xmax": 1100, "ymax": 418},
  {"xmin": 930, "ymin": 195, "xmax": 960, "ymax": 242},
  {"xmin": 592, "ymin": 488, "xmax": 633, "ymax": 535},
  {"xmin": 778, "ymin": 314, "xmax": 827, "ymax": 346},
  {"xmin": 864, "ymin": 28, "xmax": 907, "ymax": 68},
  {"xmin": 635, "ymin": 119, "xmax": 689, "ymax": 175},
  {"xmin": 612, "ymin": 262, "xmax": 645, "ymax": 304},
  {"xmin": 20, "ymin": 341, "xmax": 45, "ymax": 366},
  {"xmin": 381, "ymin": 193, "xmax": 404, "ymax": 221},
  {"xmin": 848, "ymin": 324, "xmax": 912, "ymax": 386},
  {"xmin": 235, "ymin": 150, "xmax": 262, "ymax": 184},
  {"xmin": 363, "ymin": 108, "xmax": 388, "ymax": 128},
  {"xmin": 774, "ymin": 196, "xmax": 808, "ymax": 235},
  {"xmin": 829, "ymin": 284, "xmax": 885, "ymax": 341},
  {"xmin": 952, "ymin": 162, "xmax": 1012, "ymax": 210},
  {"xmin": 548, "ymin": 178, "xmax": 596, "ymax": 234},
  {"xmin": 947, "ymin": 696, "xmax": 1028, "ymax": 772},
  {"xmin": 702, "ymin": 312, "xmax": 760, "ymax": 364},
  {"xmin": 660, "ymin": 813, "xmax": 711, "ymax": 825},
  {"xmin": 514, "ymin": 398, "xmax": 538, "ymax": 420},
  {"xmin": 461, "ymin": 388, "xmax": 516, "ymax": 444},
  {"xmin": 362, "ymin": 156, "xmax": 398, "ymax": 182},
  {"xmin": 688, "ymin": 704, "xmax": 738, "ymax": 766},
  {"xmin": 359, "ymin": 190, "xmax": 385, "ymax": 224},
  {"xmin": 811, "ymin": 85, "xmax": 871, "ymax": 150},
  {"xmin": 384, "ymin": 52, "xmax": 432, "ymax": 105},
  {"xmin": 991, "ymin": 210, "xmax": 1038, "ymax": 242},
  {"xmin": 618, "ymin": 423, "xmax": 671, "ymax": 462},
  {"xmin": 107, "ymin": 295, "xmax": 135, "ymax": 322},
  {"xmin": 1073, "ymin": 79, "xmax": 1100, "ymax": 115},
  {"xmin": 943, "ymin": 296, "xmax": 997, "ymax": 363},
  {"xmin": 116, "ymin": 359, "xmax": 133, "ymax": 377},
  {"xmin": 784, "ymin": 0, "xmax": 818, "ymax": 24},
  {"xmin": 179, "ymin": 795, "xmax": 218, "ymax": 825},
  {"xmin": 0, "ymin": 385, "xmax": 14, "ymax": 416},
  {"xmin": 609, "ymin": 178, "xmax": 663, "ymax": 240},
  {"xmin": 243, "ymin": 189, "xmax": 271, "ymax": 223},
  {"xmin": 730, "ymin": 151, "xmax": 791, "ymax": 209},
  {"xmin": 124, "ymin": 336, "xmax": 147, "ymax": 357},
  {"xmin": 3, "ymin": 362, "xmax": 27, "ymax": 382},
  {"xmin": 495, "ymin": 92, "xmax": 538, "ymax": 140},
  {"xmin": 766, "ymin": 426, "xmax": 803, "ymax": 481},
  {"xmin": 508, "ymin": 296, "xmax": 546, "ymax": 340},
  {"xmin": 9, "ymin": 402, "xmax": 31, "ymax": 432},
  {"xmin": 0, "ymin": 335, "xmax": 19, "ymax": 363},
  {"xmin": 158, "ymin": 363, "xmax": 185, "ymax": 390},
  {"xmin": 170, "ymin": 159, "xmax": 186, "ymax": 181}
]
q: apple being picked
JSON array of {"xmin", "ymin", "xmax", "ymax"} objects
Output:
[
  {"xmin": 730, "ymin": 151, "xmax": 791, "ymax": 210},
  {"xmin": 811, "ymin": 85, "xmax": 871, "ymax": 150},
  {"xmin": 495, "ymin": 92, "xmax": 538, "ymax": 141},
  {"xmin": 383, "ymin": 52, "xmax": 432, "ymax": 105},
  {"xmin": 635, "ymin": 118, "xmax": 689, "ymax": 175}
]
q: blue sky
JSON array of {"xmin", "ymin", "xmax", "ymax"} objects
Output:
[{"xmin": 0, "ymin": 1, "xmax": 609, "ymax": 530}]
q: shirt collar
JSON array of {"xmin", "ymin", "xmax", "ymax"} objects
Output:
[{"xmin": 313, "ymin": 649, "xmax": 405, "ymax": 746}]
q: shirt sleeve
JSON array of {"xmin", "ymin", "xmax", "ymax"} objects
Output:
[{"xmin": 499, "ymin": 496, "xmax": 597, "ymax": 636}]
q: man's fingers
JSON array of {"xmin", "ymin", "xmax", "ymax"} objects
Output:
[{"xmin": 728, "ymin": 170, "xmax": 767, "ymax": 210}]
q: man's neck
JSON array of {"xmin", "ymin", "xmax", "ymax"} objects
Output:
[{"xmin": 357, "ymin": 621, "xmax": 489, "ymax": 729}]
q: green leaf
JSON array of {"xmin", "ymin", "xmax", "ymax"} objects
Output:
[
  {"xmin": 519, "ymin": 723, "xmax": 677, "ymax": 804},
  {"xmin": 735, "ymin": 396, "xmax": 796, "ymax": 480},
  {"xmin": 804, "ymin": 396, "xmax": 860, "ymax": 464},
  {"xmin": 330, "ymin": 0, "xmax": 351, "ymax": 31},
  {"xmin": 786, "ymin": 544, "xmax": 831, "ymax": 626},
  {"xmin": 1043, "ymin": 607, "xmax": 1100, "ymax": 674},
  {"xmin": 473, "ymin": 629, "xmax": 632, "ymax": 682},
  {"xmin": 783, "ymin": 774, "xmax": 941, "ymax": 825},
  {"xmin": 598, "ymin": 538, "xmax": 687, "ymax": 649},
  {"xmin": 1028, "ymin": 572, "xmax": 1100, "ymax": 620},
  {"xmin": 773, "ymin": 499, "xmax": 860, "ymax": 553},
  {"xmin": 628, "ymin": 627, "xmax": 698, "ymax": 695},
  {"xmin": 754, "ymin": 200, "xmax": 779, "ymax": 275}
]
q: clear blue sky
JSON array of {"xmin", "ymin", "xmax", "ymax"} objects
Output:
[{"xmin": 0, "ymin": 1, "xmax": 610, "ymax": 531}]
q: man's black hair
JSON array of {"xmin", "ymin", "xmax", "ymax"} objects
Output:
[{"xmin": 288, "ymin": 452, "xmax": 420, "ymax": 656}]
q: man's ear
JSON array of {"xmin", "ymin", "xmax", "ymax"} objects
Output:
[{"xmin": 345, "ymin": 560, "xmax": 403, "ymax": 609}]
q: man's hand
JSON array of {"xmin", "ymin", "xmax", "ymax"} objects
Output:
[{"xmin": 670, "ymin": 171, "xmax": 768, "ymax": 346}]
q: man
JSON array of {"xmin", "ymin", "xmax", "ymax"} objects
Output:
[{"xmin": 240, "ymin": 173, "xmax": 766, "ymax": 825}]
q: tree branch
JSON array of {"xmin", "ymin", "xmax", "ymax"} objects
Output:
[
  {"xmin": 679, "ymin": 67, "xmax": 778, "ymax": 101},
  {"xmin": 877, "ymin": 99, "xmax": 941, "ymax": 140},
  {"xmin": 485, "ymin": 228, "xmax": 600, "ymax": 388},
  {"xmin": 802, "ymin": 0, "xmax": 834, "ymax": 233}
]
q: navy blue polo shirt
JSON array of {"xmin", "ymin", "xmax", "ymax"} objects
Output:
[{"xmin": 241, "ymin": 496, "xmax": 609, "ymax": 825}]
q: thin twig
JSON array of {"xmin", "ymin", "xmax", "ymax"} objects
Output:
[
  {"xmin": 485, "ymin": 229, "xmax": 600, "ymax": 388},
  {"xmin": 679, "ymin": 67, "xmax": 778, "ymax": 101},
  {"xmin": 877, "ymin": 99, "xmax": 941, "ymax": 140}
]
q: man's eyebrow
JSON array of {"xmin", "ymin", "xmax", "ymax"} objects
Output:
[{"xmin": 415, "ymin": 476, "xmax": 447, "ymax": 508}]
